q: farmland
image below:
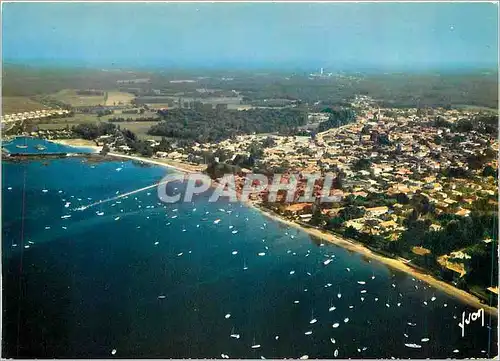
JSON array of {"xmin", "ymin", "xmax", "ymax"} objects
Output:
[
  {"xmin": 105, "ymin": 91, "xmax": 135, "ymax": 106},
  {"xmin": 2, "ymin": 96, "xmax": 48, "ymax": 114},
  {"xmin": 118, "ymin": 121, "xmax": 162, "ymax": 140},
  {"xmin": 51, "ymin": 89, "xmax": 106, "ymax": 107}
]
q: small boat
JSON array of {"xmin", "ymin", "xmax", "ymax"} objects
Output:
[
  {"xmin": 299, "ymin": 355, "xmax": 309, "ymax": 359},
  {"xmin": 344, "ymin": 317, "xmax": 349, "ymax": 323},
  {"xmin": 309, "ymin": 310, "xmax": 317, "ymax": 324},
  {"xmin": 421, "ymin": 338, "xmax": 430, "ymax": 342},
  {"xmin": 357, "ymin": 281, "xmax": 366, "ymax": 285},
  {"xmin": 323, "ymin": 259, "xmax": 332, "ymax": 266},
  {"xmin": 251, "ymin": 344, "xmax": 261, "ymax": 349},
  {"xmin": 230, "ymin": 327, "xmax": 240, "ymax": 339},
  {"xmin": 304, "ymin": 331, "xmax": 312, "ymax": 335},
  {"xmin": 404, "ymin": 343, "xmax": 422, "ymax": 349},
  {"xmin": 334, "ymin": 349, "xmax": 339, "ymax": 357},
  {"xmin": 332, "ymin": 323, "xmax": 340, "ymax": 328},
  {"xmin": 243, "ymin": 260, "xmax": 248, "ymax": 270},
  {"xmin": 330, "ymin": 338, "xmax": 336, "ymax": 344}
]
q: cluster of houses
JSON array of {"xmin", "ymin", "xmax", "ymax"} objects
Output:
[
  {"xmin": 147, "ymin": 95, "xmax": 497, "ymax": 284},
  {"xmin": 1, "ymin": 109, "xmax": 71, "ymax": 123}
]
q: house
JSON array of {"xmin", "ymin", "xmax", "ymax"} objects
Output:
[
  {"xmin": 365, "ymin": 206, "xmax": 389, "ymax": 218},
  {"xmin": 155, "ymin": 151, "xmax": 168, "ymax": 158}
]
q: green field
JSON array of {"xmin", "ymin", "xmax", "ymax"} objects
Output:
[
  {"xmin": 2, "ymin": 96, "xmax": 48, "ymax": 114},
  {"xmin": 119, "ymin": 121, "xmax": 162, "ymax": 140},
  {"xmin": 51, "ymin": 89, "xmax": 106, "ymax": 107},
  {"xmin": 35, "ymin": 114, "xmax": 103, "ymax": 130}
]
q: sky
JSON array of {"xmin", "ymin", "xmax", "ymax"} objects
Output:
[{"xmin": 2, "ymin": 2, "xmax": 498, "ymax": 71}]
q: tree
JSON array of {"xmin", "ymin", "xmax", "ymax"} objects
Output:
[{"xmin": 100, "ymin": 144, "xmax": 110, "ymax": 155}]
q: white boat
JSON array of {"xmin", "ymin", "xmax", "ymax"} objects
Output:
[
  {"xmin": 344, "ymin": 317, "xmax": 349, "ymax": 323},
  {"xmin": 404, "ymin": 343, "xmax": 422, "ymax": 349},
  {"xmin": 332, "ymin": 323, "xmax": 340, "ymax": 328},
  {"xmin": 421, "ymin": 338, "xmax": 430, "ymax": 342},
  {"xmin": 225, "ymin": 313, "xmax": 231, "ymax": 319},
  {"xmin": 230, "ymin": 334, "xmax": 240, "ymax": 339},
  {"xmin": 258, "ymin": 252, "xmax": 266, "ymax": 256},
  {"xmin": 323, "ymin": 259, "xmax": 332, "ymax": 266},
  {"xmin": 251, "ymin": 344, "xmax": 261, "ymax": 349},
  {"xmin": 330, "ymin": 338, "xmax": 336, "ymax": 344},
  {"xmin": 214, "ymin": 219, "xmax": 221, "ymax": 224},
  {"xmin": 357, "ymin": 281, "xmax": 366, "ymax": 285},
  {"xmin": 304, "ymin": 331, "xmax": 312, "ymax": 335},
  {"xmin": 334, "ymin": 349, "xmax": 339, "ymax": 357},
  {"xmin": 309, "ymin": 310, "xmax": 317, "ymax": 324},
  {"xmin": 299, "ymin": 355, "xmax": 309, "ymax": 360}
]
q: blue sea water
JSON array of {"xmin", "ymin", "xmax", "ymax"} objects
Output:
[
  {"xmin": 2, "ymin": 136, "xmax": 95, "ymax": 154},
  {"xmin": 1, "ymin": 141, "xmax": 498, "ymax": 358}
]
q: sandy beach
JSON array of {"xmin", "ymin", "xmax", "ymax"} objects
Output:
[
  {"xmin": 50, "ymin": 138, "xmax": 101, "ymax": 151},
  {"xmin": 251, "ymin": 203, "xmax": 498, "ymax": 317},
  {"xmin": 49, "ymin": 139, "xmax": 499, "ymax": 316}
]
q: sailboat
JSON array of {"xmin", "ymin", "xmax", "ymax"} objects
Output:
[
  {"xmin": 328, "ymin": 299, "xmax": 336, "ymax": 312},
  {"xmin": 251, "ymin": 336, "xmax": 261, "ymax": 349},
  {"xmin": 230, "ymin": 327, "xmax": 240, "ymax": 339},
  {"xmin": 309, "ymin": 309, "xmax": 317, "ymax": 324}
]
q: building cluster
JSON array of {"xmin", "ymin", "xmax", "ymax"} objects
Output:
[
  {"xmin": 1, "ymin": 109, "xmax": 71, "ymax": 123},
  {"xmin": 149, "ymin": 95, "xmax": 497, "ymax": 278}
]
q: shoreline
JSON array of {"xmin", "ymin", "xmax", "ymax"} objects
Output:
[
  {"xmin": 48, "ymin": 139, "xmax": 498, "ymax": 316},
  {"xmin": 249, "ymin": 203, "xmax": 498, "ymax": 317},
  {"xmin": 47, "ymin": 138, "xmax": 101, "ymax": 152}
]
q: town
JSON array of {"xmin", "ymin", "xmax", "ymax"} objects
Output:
[{"xmin": 5, "ymin": 91, "xmax": 498, "ymax": 305}]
